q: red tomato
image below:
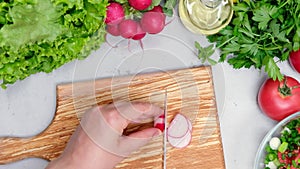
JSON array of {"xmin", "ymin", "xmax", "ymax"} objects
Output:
[
  {"xmin": 258, "ymin": 76, "xmax": 300, "ymax": 121},
  {"xmin": 277, "ymin": 152, "xmax": 291, "ymax": 165},
  {"xmin": 289, "ymin": 49, "xmax": 300, "ymax": 73},
  {"xmin": 277, "ymin": 150, "xmax": 300, "ymax": 169}
]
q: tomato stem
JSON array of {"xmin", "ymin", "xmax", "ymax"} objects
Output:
[
  {"xmin": 278, "ymin": 77, "xmax": 292, "ymax": 96},
  {"xmin": 278, "ymin": 77, "xmax": 300, "ymax": 96}
]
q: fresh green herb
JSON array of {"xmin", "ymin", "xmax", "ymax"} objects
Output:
[
  {"xmin": 0, "ymin": 0, "xmax": 108, "ymax": 88},
  {"xmin": 292, "ymin": 160, "xmax": 297, "ymax": 168},
  {"xmin": 206, "ymin": 0, "xmax": 300, "ymax": 81},
  {"xmin": 195, "ymin": 41, "xmax": 217, "ymax": 65},
  {"xmin": 273, "ymin": 158, "xmax": 281, "ymax": 167},
  {"xmin": 278, "ymin": 142, "xmax": 288, "ymax": 153}
]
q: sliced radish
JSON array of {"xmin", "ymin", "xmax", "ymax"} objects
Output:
[
  {"xmin": 167, "ymin": 113, "xmax": 189, "ymax": 138},
  {"xmin": 168, "ymin": 129, "xmax": 192, "ymax": 148},
  {"xmin": 187, "ymin": 117, "xmax": 193, "ymax": 132},
  {"xmin": 167, "ymin": 113, "xmax": 193, "ymax": 148}
]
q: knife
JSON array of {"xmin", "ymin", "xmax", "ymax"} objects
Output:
[{"xmin": 163, "ymin": 89, "xmax": 167, "ymax": 169}]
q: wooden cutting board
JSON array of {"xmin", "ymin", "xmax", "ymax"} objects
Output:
[{"xmin": 0, "ymin": 66, "xmax": 225, "ymax": 169}]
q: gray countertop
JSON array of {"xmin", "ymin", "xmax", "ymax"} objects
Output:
[{"xmin": 0, "ymin": 13, "xmax": 299, "ymax": 169}]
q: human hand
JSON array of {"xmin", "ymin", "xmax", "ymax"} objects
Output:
[{"xmin": 46, "ymin": 102, "xmax": 163, "ymax": 169}]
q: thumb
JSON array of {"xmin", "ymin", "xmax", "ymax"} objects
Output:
[{"xmin": 118, "ymin": 128, "xmax": 161, "ymax": 157}]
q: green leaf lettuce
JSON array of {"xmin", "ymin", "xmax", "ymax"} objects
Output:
[{"xmin": 0, "ymin": 0, "xmax": 109, "ymax": 88}]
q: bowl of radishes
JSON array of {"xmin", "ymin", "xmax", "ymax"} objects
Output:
[{"xmin": 104, "ymin": 0, "xmax": 172, "ymax": 46}]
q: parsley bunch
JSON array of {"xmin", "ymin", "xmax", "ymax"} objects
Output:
[{"xmin": 207, "ymin": 0, "xmax": 300, "ymax": 80}]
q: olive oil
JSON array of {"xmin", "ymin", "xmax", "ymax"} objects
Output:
[{"xmin": 179, "ymin": 0, "xmax": 233, "ymax": 35}]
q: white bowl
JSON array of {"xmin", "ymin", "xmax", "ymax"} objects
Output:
[{"xmin": 254, "ymin": 112, "xmax": 300, "ymax": 169}]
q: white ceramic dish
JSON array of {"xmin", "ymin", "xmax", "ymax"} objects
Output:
[{"xmin": 254, "ymin": 112, "xmax": 300, "ymax": 169}]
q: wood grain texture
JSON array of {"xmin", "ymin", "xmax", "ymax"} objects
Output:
[{"xmin": 0, "ymin": 66, "xmax": 225, "ymax": 169}]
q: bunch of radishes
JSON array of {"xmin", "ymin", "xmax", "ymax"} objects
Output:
[{"xmin": 104, "ymin": 0, "xmax": 167, "ymax": 42}]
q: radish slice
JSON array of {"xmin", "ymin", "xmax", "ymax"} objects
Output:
[
  {"xmin": 167, "ymin": 113, "xmax": 189, "ymax": 138},
  {"xmin": 187, "ymin": 117, "xmax": 193, "ymax": 132},
  {"xmin": 168, "ymin": 129, "xmax": 192, "ymax": 148},
  {"xmin": 167, "ymin": 113, "xmax": 193, "ymax": 148}
]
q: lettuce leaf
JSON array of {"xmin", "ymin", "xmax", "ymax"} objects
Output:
[
  {"xmin": 0, "ymin": 0, "xmax": 108, "ymax": 88},
  {"xmin": 0, "ymin": 0, "xmax": 64, "ymax": 50}
]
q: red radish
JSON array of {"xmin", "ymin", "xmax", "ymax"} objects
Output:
[
  {"xmin": 149, "ymin": 5, "xmax": 166, "ymax": 20},
  {"xmin": 128, "ymin": 0, "xmax": 152, "ymax": 11},
  {"xmin": 167, "ymin": 114, "xmax": 190, "ymax": 139},
  {"xmin": 106, "ymin": 24, "xmax": 120, "ymax": 36},
  {"xmin": 168, "ymin": 129, "xmax": 192, "ymax": 148},
  {"xmin": 289, "ymin": 49, "xmax": 300, "ymax": 73},
  {"xmin": 141, "ymin": 11, "xmax": 165, "ymax": 34},
  {"xmin": 132, "ymin": 23, "xmax": 146, "ymax": 40},
  {"xmin": 118, "ymin": 19, "xmax": 138, "ymax": 39},
  {"xmin": 149, "ymin": 5, "xmax": 164, "ymax": 13},
  {"xmin": 105, "ymin": 2, "xmax": 125, "ymax": 25},
  {"xmin": 155, "ymin": 123, "xmax": 165, "ymax": 132},
  {"xmin": 154, "ymin": 114, "xmax": 165, "ymax": 132}
]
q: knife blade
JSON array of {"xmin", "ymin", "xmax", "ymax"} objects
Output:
[{"xmin": 163, "ymin": 89, "xmax": 167, "ymax": 169}]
